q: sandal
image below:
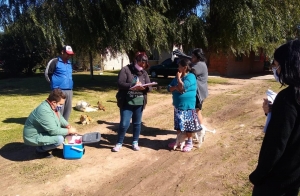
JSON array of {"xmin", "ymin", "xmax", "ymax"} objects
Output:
[
  {"xmin": 168, "ymin": 141, "xmax": 176, "ymax": 149},
  {"xmin": 182, "ymin": 143, "xmax": 193, "ymax": 152}
]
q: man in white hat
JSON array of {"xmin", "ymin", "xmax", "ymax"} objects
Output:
[{"xmin": 45, "ymin": 45, "xmax": 75, "ymax": 121}]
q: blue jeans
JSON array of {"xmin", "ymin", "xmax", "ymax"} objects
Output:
[
  {"xmin": 36, "ymin": 135, "xmax": 64, "ymax": 152},
  {"xmin": 116, "ymin": 104, "xmax": 143, "ymax": 144}
]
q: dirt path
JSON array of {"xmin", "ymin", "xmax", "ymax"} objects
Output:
[{"xmin": 0, "ymin": 74, "xmax": 275, "ymax": 196}]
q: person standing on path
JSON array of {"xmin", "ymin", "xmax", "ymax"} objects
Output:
[
  {"xmin": 250, "ymin": 40, "xmax": 300, "ymax": 195},
  {"xmin": 190, "ymin": 48, "xmax": 208, "ymax": 127},
  {"xmin": 45, "ymin": 45, "xmax": 74, "ymax": 121},
  {"xmin": 112, "ymin": 52, "xmax": 152, "ymax": 152},
  {"xmin": 167, "ymin": 58, "xmax": 202, "ymax": 152}
]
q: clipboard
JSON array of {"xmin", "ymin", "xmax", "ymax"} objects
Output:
[{"xmin": 130, "ymin": 82, "xmax": 158, "ymax": 90}]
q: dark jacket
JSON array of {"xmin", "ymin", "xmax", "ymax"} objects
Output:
[
  {"xmin": 249, "ymin": 86, "xmax": 300, "ymax": 189},
  {"xmin": 116, "ymin": 63, "xmax": 152, "ymax": 109}
]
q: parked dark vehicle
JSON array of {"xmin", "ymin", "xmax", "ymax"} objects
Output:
[{"xmin": 149, "ymin": 58, "xmax": 179, "ymax": 78}]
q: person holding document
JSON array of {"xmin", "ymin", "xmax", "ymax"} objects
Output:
[
  {"xmin": 113, "ymin": 52, "xmax": 153, "ymax": 152},
  {"xmin": 262, "ymin": 60, "xmax": 284, "ymax": 133},
  {"xmin": 262, "ymin": 89, "xmax": 277, "ymax": 133},
  {"xmin": 250, "ymin": 40, "xmax": 300, "ymax": 195}
]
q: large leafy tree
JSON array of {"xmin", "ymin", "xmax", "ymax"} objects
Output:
[
  {"xmin": 1, "ymin": 0, "xmax": 300, "ymax": 76},
  {"xmin": 0, "ymin": 0, "xmax": 49, "ymax": 76},
  {"xmin": 205, "ymin": 0, "xmax": 300, "ymax": 56},
  {"xmin": 1, "ymin": 0, "xmax": 203, "ymax": 53}
]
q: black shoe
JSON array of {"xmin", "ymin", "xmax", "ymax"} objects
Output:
[{"xmin": 35, "ymin": 150, "xmax": 53, "ymax": 158}]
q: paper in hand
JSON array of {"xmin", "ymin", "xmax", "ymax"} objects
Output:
[
  {"xmin": 129, "ymin": 82, "xmax": 158, "ymax": 90},
  {"xmin": 266, "ymin": 89, "xmax": 277, "ymax": 104},
  {"xmin": 263, "ymin": 89, "xmax": 277, "ymax": 133}
]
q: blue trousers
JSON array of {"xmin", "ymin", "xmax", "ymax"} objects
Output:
[
  {"xmin": 116, "ymin": 104, "xmax": 143, "ymax": 144},
  {"xmin": 36, "ymin": 135, "xmax": 64, "ymax": 152}
]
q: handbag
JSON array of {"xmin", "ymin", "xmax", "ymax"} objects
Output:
[{"xmin": 116, "ymin": 90, "xmax": 126, "ymax": 108}]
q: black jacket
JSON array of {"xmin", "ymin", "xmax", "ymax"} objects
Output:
[
  {"xmin": 250, "ymin": 85, "xmax": 300, "ymax": 188},
  {"xmin": 116, "ymin": 64, "xmax": 152, "ymax": 109}
]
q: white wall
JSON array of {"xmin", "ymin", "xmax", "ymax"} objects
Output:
[
  {"xmin": 103, "ymin": 45, "xmax": 180, "ymax": 70},
  {"xmin": 103, "ymin": 52, "xmax": 130, "ymax": 71}
]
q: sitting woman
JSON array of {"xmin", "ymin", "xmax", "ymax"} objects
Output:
[{"xmin": 167, "ymin": 58, "xmax": 202, "ymax": 152}]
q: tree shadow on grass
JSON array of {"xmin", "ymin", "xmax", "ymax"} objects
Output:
[
  {"xmin": 0, "ymin": 73, "xmax": 174, "ymax": 96},
  {"xmin": 96, "ymin": 120, "xmax": 176, "ymax": 151}
]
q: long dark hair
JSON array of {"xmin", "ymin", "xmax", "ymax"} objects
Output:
[
  {"xmin": 192, "ymin": 48, "xmax": 206, "ymax": 62},
  {"xmin": 178, "ymin": 58, "xmax": 192, "ymax": 72},
  {"xmin": 274, "ymin": 39, "xmax": 300, "ymax": 104}
]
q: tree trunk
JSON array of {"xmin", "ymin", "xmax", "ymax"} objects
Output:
[{"xmin": 89, "ymin": 50, "xmax": 94, "ymax": 79}]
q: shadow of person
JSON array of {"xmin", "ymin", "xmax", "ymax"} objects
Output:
[
  {"xmin": 3, "ymin": 117, "xmax": 27, "ymax": 125},
  {"xmin": 97, "ymin": 120, "xmax": 175, "ymax": 136},
  {"xmin": 133, "ymin": 137, "xmax": 174, "ymax": 151},
  {"xmin": 0, "ymin": 142, "xmax": 37, "ymax": 161},
  {"xmin": 96, "ymin": 120, "xmax": 177, "ymax": 151},
  {"xmin": 91, "ymin": 133, "xmax": 115, "ymax": 149},
  {"xmin": 51, "ymin": 148, "xmax": 64, "ymax": 158},
  {"xmin": 0, "ymin": 142, "xmax": 68, "ymax": 161},
  {"xmin": 140, "ymin": 124, "xmax": 176, "ymax": 137},
  {"xmin": 97, "ymin": 120, "xmax": 119, "ymax": 133}
]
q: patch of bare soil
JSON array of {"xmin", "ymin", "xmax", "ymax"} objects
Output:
[{"xmin": 0, "ymin": 75, "xmax": 276, "ymax": 196}]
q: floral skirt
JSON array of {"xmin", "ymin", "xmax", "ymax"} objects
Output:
[{"xmin": 174, "ymin": 108, "xmax": 202, "ymax": 132}]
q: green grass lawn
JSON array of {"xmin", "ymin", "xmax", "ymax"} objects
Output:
[
  {"xmin": 0, "ymin": 71, "xmax": 229, "ymax": 148},
  {"xmin": 3, "ymin": 71, "xmax": 274, "ymax": 195}
]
